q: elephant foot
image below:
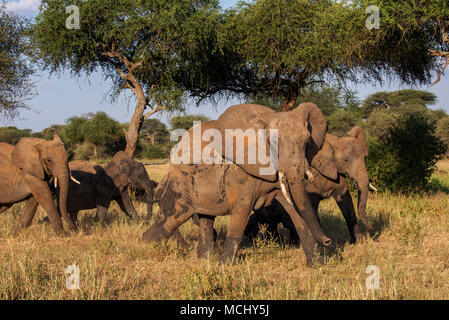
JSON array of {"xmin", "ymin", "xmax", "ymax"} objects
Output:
[
  {"xmin": 197, "ymin": 238, "xmax": 215, "ymax": 258},
  {"xmin": 172, "ymin": 229, "xmax": 188, "ymax": 249},
  {"xmin": 142, "ymin": 224, "xmax": 170, "ymax": 242},
  {"xmin": 361, "ymin": 219, "xmax": 374, "ymax": 233},
  {"xmin": 305, "ymin": 254, "xmax": 324, "ymax": 268},
  {"xmin": 66, "ymin": 221, "xmax": 78, "ymax": 232},
  {"xmin": 220, "ymin": 237, "xmax": 240, "ymax": 264}
]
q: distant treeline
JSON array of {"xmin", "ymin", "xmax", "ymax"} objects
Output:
[{"xmin": 0, "ymin": 113, "xmax": 210, "ymax": 161}]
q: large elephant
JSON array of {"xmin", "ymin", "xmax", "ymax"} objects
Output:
[
  {"xmin": 0, "ymin": 142, "xmax": 15, "ymax": 214},
  {"xmin": 0, "ymin": 142, "xmax": 14, "ymax": 166},
  {"xmin": 0, "ymin": 135, "xmax": 76, "ymax": 234},
  {"xmin": 22, "ymin": 151, "xmax": 158, "ymax": 225},
  {"xmin": 143, "ymin": 103, "xmax": 332, "ymax": 266},
  {"xmin": 245, "ymin": 126, "xmax": 374, "ymax": 245}
]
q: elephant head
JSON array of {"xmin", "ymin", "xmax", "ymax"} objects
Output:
[
  {"xmin": 311, "ymin": 126, "xmax": 373, "ymax": 231},
  {"xmin": 215, "ymin": 103, "xmax": 331, "ymax": 246},
  {"xmin": 104, "ymin": 151, "xmax": 158, "ymax": 220},
  {"xmin": 11, "ymin": 135, "xmax": 77, "ymax": 230}
]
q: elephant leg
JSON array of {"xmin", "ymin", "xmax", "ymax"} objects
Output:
[
  {"xmin": 192, "ymin": 214, "xmax": 200, "ymax": 226},
  {"xmin": 276, "ymin": 194, "xmax": 322, "ymax": 267},
  {"xmin": 117, "ymin": 190, "xmax": 139, "ymax": 220},
  {"xmin": 266, "ymin": 222, "xmax": 281, "ymax": 242},
  {"xmin": 243, "ymin": 214, "xmax": 260, "ymax": 244},
  {"xmin": 25, "ymin": 177, "xmax": 64, "ymax": 235},
  {"xmin": 333, "ymin": 189, "xmax": 363, "ymax": 243},
  {"xmin": 69, "ymin": 210, "xmax": 79, "ymax": 226},
  {"xmin": 197, "ymin": 215, "xmax": 216, "ymax": 258},
  {"xmin": 280, "ymin": 213, "xmax": 299, "ymax": 246},
  {"xmin": 15, "ymin": 197, "xmax": 39, "ymax": 232},
  {"xmin": 221, "ymin": 209, "xmax": 251, "ymax": 264},
  {"xmin": 96, "ymin": 202, "xmax": 111, "ymax": 223},
  {"xmin": 172, "ymin": 229, "xmax": 188, "ymax": 248}
]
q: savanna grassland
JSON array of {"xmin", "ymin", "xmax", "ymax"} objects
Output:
[{"xmin": 0, "ymin": 160, "xmax": 448, "ymax": 300}]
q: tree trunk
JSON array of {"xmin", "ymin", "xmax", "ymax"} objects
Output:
[
  {"xmin": 280, "ymin": 89, "xmax": 299, "ymax": 112},
  {"xmin": 125, "ymin": 98, "xmax": 147, "ymax": 158}
]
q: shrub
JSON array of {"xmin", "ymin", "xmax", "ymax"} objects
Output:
[
  {"xmin": 141, "ymin": 144, "xmax": 170, "ymax": 160},
  {"xmin": 366, "ymin": 112, "xmax": 446, "ymax": 193},
  {"xmin": 0, "ymin": 126, "xmax": 31, "ymax": 144}
]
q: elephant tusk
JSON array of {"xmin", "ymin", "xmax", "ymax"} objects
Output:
[
  {"xmin": 306, "ymin": 169, "xmax": 315, "ymax": 182},
  {"xmin": 279, "ymin": 172, "xmax": 293, "ymax": 205},
  {"xmin": 369, "ymin": 183, "xmax": 378, "ymax": 192},
  {"xmin": 71, "ymin": 176, "xmax": 81, "ymax": 185},
  {"xmin": 54, "ymin": 177, "xmax": 58, "ymax": 188}
]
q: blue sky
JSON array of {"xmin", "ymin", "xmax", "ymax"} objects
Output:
[{"xmin": 4, "ymin": 0, "xmax": 449, "ymax": 132}]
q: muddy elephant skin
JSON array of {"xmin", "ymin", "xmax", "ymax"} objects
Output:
[
  {"xmin": 143, "ymin": 103, "xmax": 332, "ymax": 266},
  {"xmin": 64, "ymin": 151, "xmax": 157, "ymax": 223}
]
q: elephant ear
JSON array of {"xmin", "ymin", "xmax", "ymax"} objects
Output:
[
  {"xmin": 11, "ymin": 138, "xmax": 45, "ymax": 180},
  {"xmin": 311, "ymin": 140, "xmax": 338, "ymax": 180},
  {"xmin": 293, "ymin": 102, "xmax": 328, "ymax": 154},
  {"xmin": 214, "ymin": 104, "xmax": 277, "ymax": 182},
  {"xmin": 347, "ymin": 126, "xmax": 368, "ymax": 156}
]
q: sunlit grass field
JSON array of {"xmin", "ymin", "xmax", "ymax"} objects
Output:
[{"xmin": 0, "ymin": 161, "xmax": 448, "ymax": 299}]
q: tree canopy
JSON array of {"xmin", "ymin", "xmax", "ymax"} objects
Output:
[
  {"xmin": 195, "ymin": 0, "xmax": 447, "ymax": 111},
  {"xmin": 32, "ymin": 0, "xmax": 222, "ymax": 156},
  {"xmin": 0, "ymin": 126, "xmax": 31, "ymax": 144},
  {"xmin": 63, "ymin": 112, "xmax": 125, "ymax": 158},
  {"xmin": 170, "ymin": 114, "xmax": 210, "ymax": 131},
  {"xmin": 0, "ymin": 1, "xmax": 34, "ymax": 118}
]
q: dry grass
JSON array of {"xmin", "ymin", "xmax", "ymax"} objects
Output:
[{"xmin": 0, "ymin": 160, "xmax": 448, "ymax": 300}]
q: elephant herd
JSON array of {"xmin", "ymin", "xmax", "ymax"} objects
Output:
[
  {"xmin": 0, "ymin": 102, "xmax": 375, "ymax": 267},
  {"xmin": 0, "ymin": 140, "xmax": 157, "ymax": 234}
]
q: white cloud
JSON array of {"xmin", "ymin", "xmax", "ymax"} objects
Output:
[{"xmin": 5, "ymin": 0, "xmax": 41, "ymax": 14}]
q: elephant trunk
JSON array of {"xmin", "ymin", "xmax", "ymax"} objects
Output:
[
  {"xmin": 283, "ymin": 167, "xmax": 331, "ymax": 247},
  {"xmin": 55, "ymin": 165, "xmax": 75, "ymax": 230},
  {"xmin": 352, "ymin": 168, "xmax": 374, "ymax": 231},
  {"xmin": 144, "ymin": 186, "xmax": 154, "ymax": 221}
]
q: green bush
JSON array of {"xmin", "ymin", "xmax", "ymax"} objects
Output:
[
  {"xmin": 366, "ymin": 112, "xmax": 446, "ymax": 193},
  {"xmin": 141, "ymin": 144, "xmax": 170, "ymax": 160},
  {"xmin": 0, "ymin": 126, "xmax": 31, "ymax": 144}
]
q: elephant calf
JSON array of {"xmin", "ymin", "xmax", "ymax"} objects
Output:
[
  {"xmin": 66, "ymin": 151, "xmax": 158, "ymax": 223},
  {"xmin": 246, "ymin": 126, "xmax": 375, "ymax": 245}
]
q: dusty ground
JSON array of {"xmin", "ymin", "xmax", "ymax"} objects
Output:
[{"xmin": 0, "ymin": 160, "xmax": 448, "ymax": 299}]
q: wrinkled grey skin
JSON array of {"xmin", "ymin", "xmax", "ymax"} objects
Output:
[
  {"xmin": 0, "ymin": 136, "xmax": 73, "ymax": 234},
  {"xmin": 142, "ymin": 103, "xmax": 332, "ymax": 266},
  {"xmin": 22, "ymin": 151, "xmax": 158, "ymax": 226}
]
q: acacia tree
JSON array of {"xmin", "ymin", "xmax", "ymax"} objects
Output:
[
  {"xmin": 32, "ymin": 0, "xmax": 220, "ymax": 157},
  {"xmin": 0, "ymin": 1, "xmax": 34, "ymax": 118},
  {"xmin": 140, "ymin": 118, "xmax": 168, "ymax": 145},
  {"xmin": 169, "ymin": 114, "xmax": 210, "ymax": 131},
  {"xmin": 194, "ymin": 0, "xmax": 448, "ymax": 111}
]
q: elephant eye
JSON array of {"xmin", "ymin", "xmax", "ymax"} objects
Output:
[{"xmin": 45, "ymin": 158, "xmax": 52, "ymax": 163}]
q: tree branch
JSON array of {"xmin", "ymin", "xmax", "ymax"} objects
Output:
[
  {"xmin": 144, "ymin": 105, "xmax": 166, "ymax": 119},
  {"xmin": 430, "ymin": 19, "xmax": 449, "ymax": 87}
]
